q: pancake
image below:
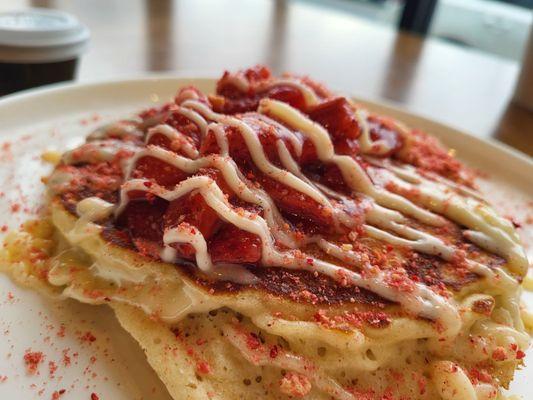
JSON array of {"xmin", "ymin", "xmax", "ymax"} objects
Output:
[{"xmin": 1, "ymin": 65, "xmax": 530, "ymax": 400}]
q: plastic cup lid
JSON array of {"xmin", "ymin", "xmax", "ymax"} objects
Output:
[{"xmin": 0, "ymin": 8, "xmax": 90, "ymax": 62}]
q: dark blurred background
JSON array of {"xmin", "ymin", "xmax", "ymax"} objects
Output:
[
  {"xmin": 1, "ymin": 0, "xmax": 532, "ymax": 155},
  {"xmin": 305, "ymin": 0, "xmax": 532, "ymax": 61}
]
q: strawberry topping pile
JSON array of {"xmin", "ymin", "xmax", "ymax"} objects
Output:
[{"xmin": 51, "ymin": 66, "xmax": 474, "ymax": 297}]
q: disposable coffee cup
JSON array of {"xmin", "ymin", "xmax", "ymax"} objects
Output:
[{"xmin": 0, "ymin": 8, "xmax": 90, "ymax": 96}]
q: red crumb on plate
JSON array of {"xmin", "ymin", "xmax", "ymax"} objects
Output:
[
  {"xmin": 56, "ymin": 324, "xmax": 66, "ymax": 338},
  {"xmin": 48, "ymin": 360, "xmax": 58, "ymax": 377},
  {"xmin": 79, "ymin": 331, "xmax": 97, "ymax": 343},
  {"xmin": 23, "ymin": 350, "xmax": 45, "ymax": 375},
  {"xmin": 61, "ymin": 349, "xmax": 71, "ymax": 366},
  {"xmin": 51, "ymin": 389, "xmax": 66, "ymax": 400}
]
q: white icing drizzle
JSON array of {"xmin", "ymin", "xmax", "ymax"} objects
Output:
[
  {"xmin": 175, "ymin": 87, "xmax": 203, "ymax": 104},
  {"xmin": 222, "ymin": 74, "xmax": 321, "ymax": 108},
  {"xmin": 354, "ymin": 108, "xmax": 395, "ymax": 156},
  {"xmin": 257, "ymin": 99, "xmax": 444, "ymax": 227},
  {"xmin": 169, "ymin": 106, "xmax": 209, "ymax": 138},
  {"xmin": 115, "ymin": 177, "xmax": 461, "ymax": 332},
  {"xmin": 47, "ymin": 170, "xmax": 78, "ymax": 195},
  {"xmin": 263, "ymin": 78, "xmax": 322, "ymax": 107},
  {"xmin": 162, "ymin": 222, "xmax": 212, "ymax": 272},
  {"xmin": 181, "ymin": 100, "xmax": 333, "ymax": 209},
  {"xmin": 367, "ymin": 157, "xmax": 484, "ymax": 201},
  {"xmin": 220, "ymin": 74, "xmax": 250, "ymax": 92},
  {"xmin": 62, "ymin": 80, "xmax": 525, "ymax": 333},
  {"xmin": 463, "ymin": 231, "xmax": 503, "ymax": 259},
  {"xmin": 87, "ymin": 120, "xmax": 144, "ymax": 141},
  {"xmin": 161, "ymin": 222, "xmax": 257, "ymax": 285},
  {"xmin": 61, "ymin": 139, "xmax": 138, "ymax": 165},
  {"xmin": 376, "ymin": 167, "xmax": 528, "ymax": 274},
  {"xmin": 146, "ymin": 124, "xmax": 199, "ymax": 159},
  {"xmin": 256, "ymin": 99, "xmax": 526, "ymax": 277},
  {"xmin": 253, "ymin": 113, "xmax": 304, "ymax": 157},
  {"xmin": 39, "ymin": 77, "xmax": 532, "ymax": 400},
  {"xmin": 119, "ymin": 147, "xmax": 302, "ymax": 248},
  {"xmin": 208, "ymin": 123, "xmax": 230, "ymax": 154},
  {"xmin": 274, "ymin": 138, "xmax": 357, "ymax": 230},
  {"xmin": 76, "ymin": 196, "xmax": 115, "ymax": 220},
  {"xmin": 68, "ymin": 197, "xmax": 115, "ymax": 244}
]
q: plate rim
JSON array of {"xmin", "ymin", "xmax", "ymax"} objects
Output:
[{"xmin": 0, "ymin": 74, "xmax": 531, "ymax": 398}]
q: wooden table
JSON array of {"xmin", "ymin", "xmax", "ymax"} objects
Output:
[{"xmin": 3, "ymin": 0, "xmax": 533, "ymax": 156}]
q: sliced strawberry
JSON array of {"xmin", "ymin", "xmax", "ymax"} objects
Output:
[
  {"xmin": 200, "ymin": 126, "xmax": 250, "ymax": 161},
  {"xmin": 132, "ymin": 156, "xmax": 188, "ymax": 188},
  {"xmin": 309, "ymin": 97, "xmax": 361, "ymax": 141},
  {"xmin": 216, "ymin": 66, "xmax": 311, "ymax": 114},
  {"xmin": 146, "ymin": 132, "xmax": 172, "ymax": 149},
  {"xmin": 213, "ymin": 85, "xmax": 306, "ymax": 114},
  {"xmin": 138, "ymin": 102, "xmax": 173, "ymax": 122},
  {"xmin": 124, "ymin": 189, "xmax": 157, "ymax": 202},
  {"xmin": 169, "ymin": 243, "xmax": 196, "ymax": 259},
  {"xmin": 175, "ymin": 86, "xmax": 209, "ymax": 105},
  {"xmin": 199, "ymin": 125, "xmax": 257, "ymax": 164},
  {"xmin": 163, "ymin": 111, "xmax": 201, "ymax": 147},
  {"xmin": 333, "ymin": 137, "xmax": 360, "ymax": 157},
  {"xmin": 201, "ymin": 123, "xmax": 288, "ymax": 168},
  {"xmin": 211, "ymin": 96, "xmax": 260, "ymax": 114},
  {"xmin": 163, "ymin": 193, "xmax": 222, "ymax": 239},
  {"xmin": 303, "ymin": 163, "xmax": 351, "ymax": 195},
  {"xmin": 217, "ymin": 65, "xmax": 272, "ymax": 99},
  {"xmin": 199, "ymin": 128, "xmax": 221, "ymax": 155},
  {"xmin": 368, "ymin": 115, "xmax": 402, "ymax": 156},
  {"xmin": 209, "ymin": 224, "xmax": 261, "ymax": 264},
  {"xmin": 258, "ymin": 173, "xmax": 333, "ymax": 227},
  {"xmin": 243, "ymin": 65, "xmax": 272, "ymax": 83},
  {"xmin": 244, "ymin": 119, "xmax": 289, "ymax": 165},
  {"xmin": 121, "ymin": 199, "xmax": 166, "ymax": 243},
  {"xmin": 265, "ymin": 85, "xmax": 306, "ymax": 111},
  {"xmin": 148, "ymin": 130, "xmax": 198, "ymax": 158},
  {"xmin": 219, "ymin": 126, "xmax": 249, "ymax": 162},
  {"xmin": 321, "ymin": 164, "xmax": 351, "ymax": 193},
  {"xmin": 200, "ymin": 168, "xmax": 235, "ymax": 198},
  {"xmin": 299, "ymin": 139, "xmax": 319, "ymax": 165},
  {"xmin": 298, "ymin": 75, "xmax": 333, "ymax": 99}
]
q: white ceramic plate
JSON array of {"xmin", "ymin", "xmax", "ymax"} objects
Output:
[{"xmin": 0, "ymin": 78, "xmax": 531, "ymax": 399}]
